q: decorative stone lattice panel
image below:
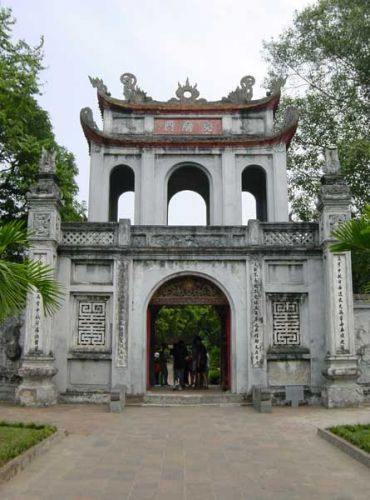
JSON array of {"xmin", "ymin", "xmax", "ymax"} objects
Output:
[
  {"xmin": 77, "ymin": 298, "xmax": 108, "ymax": 347},
  {"xmin": 62, "ymin": 231, "xmax": 114, "ymax": 246},
  {"xmin": 271, "ymin": 296, "xmax": 301, "ymax": 346},
  {"xmin": 263, "ymin": 230, "xmax": 315, "ymax": 246}
]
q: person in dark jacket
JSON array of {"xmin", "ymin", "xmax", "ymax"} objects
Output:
[{"xmin": 172, "ymin": 340, "xmax": 188, "ymax": 390}]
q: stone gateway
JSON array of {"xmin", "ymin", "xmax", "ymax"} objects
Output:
[{"xmin": 9, "ymin": 74, "xmax": 369, "ymax": 407}]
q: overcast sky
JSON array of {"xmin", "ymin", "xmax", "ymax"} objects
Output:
[{"xmin": 6, "ymin": 0, "xmax": 312, "ymax": 223}]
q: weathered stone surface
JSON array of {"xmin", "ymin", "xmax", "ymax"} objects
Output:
[
  {"xmin": 16, "ymin": 356, "xmax": 58, "ymax": 407},
  {"xmin": 321, "ymin": 383, "xmax": 364, "ymax": 408}
]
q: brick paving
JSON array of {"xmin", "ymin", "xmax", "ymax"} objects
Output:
[{"xmin": 0, "ymin": 403, "xmax": 369, "ymax": 499}]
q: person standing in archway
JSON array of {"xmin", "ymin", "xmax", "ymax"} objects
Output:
[
  {"xmin": 172, "ymin": 340, "xmax": 188, "ymax": 390},
  {"xmin": 159, "ymin": 343, "xmax": 169, "ymax": 386},
  {"xmin": 196, "ymin": 338, "xmax": 208, "ymax": 389}
]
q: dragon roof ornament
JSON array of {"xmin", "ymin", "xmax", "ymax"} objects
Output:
[
  {"xmin": 120, "ymin": 73, "xmax": 152, "ymax": 103},
  {"xmin": 88, "ymin": 76, "xmax": 110, "ymax": 96},
  {"xmin": 222, "ymin": 75, "xmax": 255, "ymax": 103}
]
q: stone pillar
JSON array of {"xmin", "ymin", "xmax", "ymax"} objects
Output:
[
  {"xmin": 221, "ymin": 150, "xmax": 241, "ymax": 225},
  {"xmin": 271, "ymin": 144, "xmax": 289, "ymax": 222},
  {"xmin": 318, "ymin": 147, "xmax": 363, "ymax": 408},
  {"xmin": 16, "ymin": 150, "xmax": 62, "ymax": 406},
  {"xmin": 140, "ymin": 149, "xmax": 156, "ymax": 224},
  {"xmin": 88, "ymin": 145, "xmax": 107, "ymax": 221}
]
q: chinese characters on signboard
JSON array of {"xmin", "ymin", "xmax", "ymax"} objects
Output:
[{"xmin": 154, "ymin": 118, "xmax": 222, "ymax": 135}]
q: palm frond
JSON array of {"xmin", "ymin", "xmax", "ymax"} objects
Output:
[
  {"xmin": 0, "ymin": 220, "xmax": 29, "ymax": 254},
  {"xmin": 0, "ymin": 221, "xmax": 64, "ymax": 322},
  {"xmin": 330, "ymin": 217, "xmax": 370, "ymax": 253}
]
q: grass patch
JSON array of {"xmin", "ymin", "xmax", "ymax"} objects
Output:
[
  {"xmin": 328, "ymin": 424, "xmax": 370, "ymax": 454},
  {"xmin": 0, "ymin": 421, "xmax": 57, "ymax": 467}
]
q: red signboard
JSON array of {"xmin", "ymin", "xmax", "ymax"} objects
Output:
[{"xmin": 154, "ymin": 118, "xmax": 222, "ymax": 135}]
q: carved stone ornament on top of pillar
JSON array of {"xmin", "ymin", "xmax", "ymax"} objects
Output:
[
  {"xmin": 318, "ymin": 146, "xmax": 351, "ymax": 243},
  {"xmin": 27, "ymin": 148, "xmax": 62, "ymax": 244}
]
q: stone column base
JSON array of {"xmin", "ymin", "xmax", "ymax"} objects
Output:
[
  {"xmin": 16, "ymin": 355, "xmax": 58, "ymax": 407},
  {"xmin": 321, "ymin": 355, "xmax": 363, "ymax": 408},
  {"xmin": 321, "ymin": 382, "xmax": 363, "ymax": 408}
]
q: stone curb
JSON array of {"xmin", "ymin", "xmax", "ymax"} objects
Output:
[
  {"xmin": 317, "ymin": 428, "xmax": 370, "ymax": 468},
  {"xmin": 0, "ymin": 429, "xmax": 68, "ymax": 485}
]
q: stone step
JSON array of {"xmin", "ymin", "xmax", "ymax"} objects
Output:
[{"xmin": 137, "ymin": 391, "xmax": 248, "ymax": 406}]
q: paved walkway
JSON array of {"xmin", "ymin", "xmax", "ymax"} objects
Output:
[{"xmin": 0, "ymin": 403, "xmax": 369, "ymax": 499}]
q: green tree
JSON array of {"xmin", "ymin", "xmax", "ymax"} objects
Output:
[
  {"xmin": 330, "ymin": 205, "xmax": 370, "ymax": 293},
  {"xmin": 0, "ymin": 221, "xmax": 62, "ymax": 323},
  {"xmin": 154, "ymin": 305, "xmax": 221, "ymax": 348},
  {"xmin": 0, "ymin": 7, "xmax": 85, "ymax": 222},
  {"xmin": 264, "ymin": 0, "xmax": 370, "ymax": 221}
]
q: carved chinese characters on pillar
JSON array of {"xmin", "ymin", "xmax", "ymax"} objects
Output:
[
  {"xmin": 33, "ymin": 293, "xmax": 41, "ymax": 352},
  {"xmin": 334, "ymin": 254, "xmax": 349, "ymax": 353},
  {"xmin": 30, "ymin": 253, "xmax": 48, "ymax": 353},
  {"xmin": 116, "ymin": 258, "xmax": 129, "ymax": 367},
  {"xmin": 154, "ymin": 119, "xmax": 222, "ymax": 135},
  {"xmin": 251, "ymin": 259, "xmax": 263, "ymax": 367}
]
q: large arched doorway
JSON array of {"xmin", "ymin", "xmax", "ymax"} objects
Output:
[{"xmin": 147, "ymin": 276, "xmax": 231, "ymax": 391}]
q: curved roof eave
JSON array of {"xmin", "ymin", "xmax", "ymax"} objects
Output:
[
  {"xmin": 81, "ymin": 113, "xmax": 298, "ymax": 152},
  {"xmin": 96, "ymin": 91, "xmax": 281, "ymax": 115}
]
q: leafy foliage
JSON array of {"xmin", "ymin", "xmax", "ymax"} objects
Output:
[
  {"xmin": 330, "ymin": 205, "xmax": 370, "ymax": 292},
  {"xmin": 329, "ymin": 424, "xmax": 370, "ymax": 454},
  {"xmin": 264, "ymin": 0, "xmax": 370, "ymax": 220},
  {"xmin": 0, "ymin": 421, "xmax": 57, "ymax": 466},
  {"xmin": 154, "ymin": 305, "xmax": 221, "ymax": 349},
  {"xmin": 0, "ymin": 7, "xmax": 85, "ymax": 222},
  {"xmin": 0, "ymin": 220, "xmax": 63, "ymax": 322}
]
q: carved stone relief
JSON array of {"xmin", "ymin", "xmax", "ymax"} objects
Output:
[
  {"xmin": 328, "ymin": 213, "xmax": 348, "ymax": 233},
  {"xmin": 151, "ymin": 276, "xmax": 228, "ymax": 306},
  {"xmin": 32, "ymin": 212, "xmax": 51, "ymax": 238}
]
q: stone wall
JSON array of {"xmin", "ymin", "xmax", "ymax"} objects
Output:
[
  {"xmin": 354, "ymin": 295, "xmax": 370, "ymax": 401},
  {"xmin": 0, "ymin": 316, "xmax": 24, "ymax": 401}
]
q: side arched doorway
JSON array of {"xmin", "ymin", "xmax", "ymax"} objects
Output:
[{"xmin": 147, "ymin": 276, "xmax": 231, "ymax": 391}]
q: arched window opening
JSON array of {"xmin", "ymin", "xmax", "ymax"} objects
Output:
[
  {"xmin": 167, "ymin": 165, "xmax": 210, "ymax": 225},
  {"xmin": 117, "ymin": 191, "xmax": 135, "ymax": 223},
  {"xmin": 168, "ymin": 191, "xmax": 207, "ymax": 225},
  {"xmin": 109, "ymin": 165, "xmax": 135, "ymax": 222},
  {"xmin": 241, "ymin": 165, "xmax": 267, "ymax": 222},
  {"xmin": 242, "ymin": 192, "xmax": 257, "ymax": 224}
]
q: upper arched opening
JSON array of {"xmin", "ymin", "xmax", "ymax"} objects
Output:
[
  {"xmin": 109, "ymin": 165, "xmax": 135, "ymax": 222},
  {"xmin": 241, "ymin": 165, "xmax": 267, "ymax": 222},
  {"xmin": 167, "ymin": 165, "xmax": 210, "ymax": 225}
]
